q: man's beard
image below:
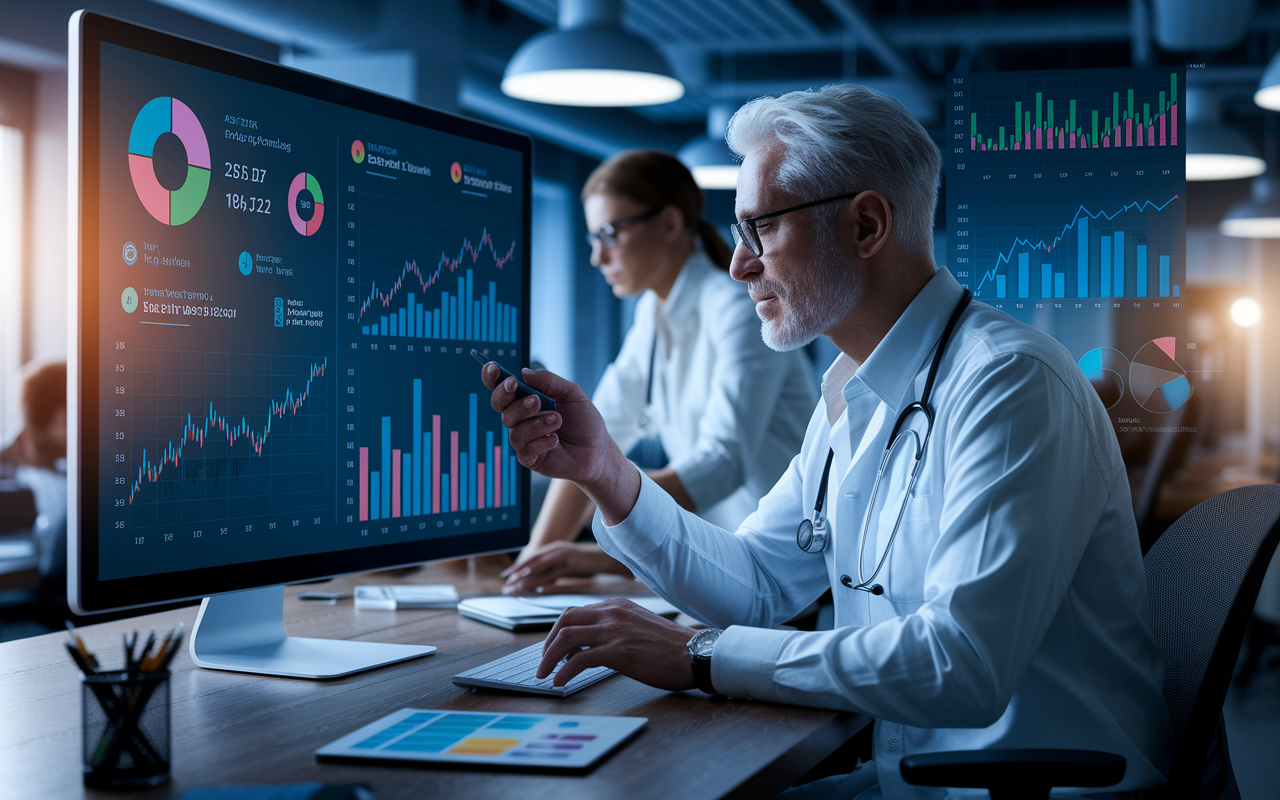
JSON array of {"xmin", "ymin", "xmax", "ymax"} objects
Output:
[{"xmin": 754, "ymin": 233, "xmax": 862, "ymax": 352}]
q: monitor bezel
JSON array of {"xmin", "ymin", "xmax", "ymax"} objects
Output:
[{"xmin": 69, "ymin": 10, "xmax": 533, "ymax": 614}]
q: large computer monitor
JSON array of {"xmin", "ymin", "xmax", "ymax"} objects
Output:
[{"xmin": 68, "ymin": 11, "xmax": 532, "ymax": 678}]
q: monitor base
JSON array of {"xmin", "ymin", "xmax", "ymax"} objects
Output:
[{"xmin": 189, "ymin": 585, "xmax": 436, "ymax": 679}]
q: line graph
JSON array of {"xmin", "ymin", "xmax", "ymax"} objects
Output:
[
  {"xmin": 125, "ymin": 350, "xmax": 329, "ymax": 525},
  {"xmin": 356, "ymin": 192, "xmax": 521, "ymax": 343},
  {"xmin": 969, "ymin": 194, "xmax": 1181, "ymax": 301}
]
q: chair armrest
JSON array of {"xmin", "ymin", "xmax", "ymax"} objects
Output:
[{"xmin": 900, "ymin": 749, "xmax": 1126, "ymax": 795}]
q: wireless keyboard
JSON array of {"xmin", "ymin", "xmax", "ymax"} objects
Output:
[{"xmin": 451, "ymin": 640, "xmax": 616, "ymax": 697}]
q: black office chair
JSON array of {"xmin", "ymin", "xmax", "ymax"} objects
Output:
[{"xmin": 900, "ymin": 484, "xmax": 1280, "ymax": 800}]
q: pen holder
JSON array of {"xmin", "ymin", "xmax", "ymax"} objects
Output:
[{"xmin": 81, "ymin": 669, "xmax": 171, "ymax": 789}]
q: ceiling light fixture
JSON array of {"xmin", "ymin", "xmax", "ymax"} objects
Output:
[
  {"xmin": 679, "ymin": 105, "xmax": 739, "ymax": 190},
  {"xmin": 501, "ymin": 0, "xmax": 683, "ymax": 108},
  {"xmin": 1186, "ymin": 88, "xmax": 1266, "ymax": 181},
  {"xmin": 1256, "ymin": 49, "xmax": 1280, "ymax": 111},
  {"xmin": 1220, "ymin": 174, "xmax": 1280, "ymax": 237},
  {"xmin": 1231, "ymin": 297, "xmax": 1262, "ymax": 328}
]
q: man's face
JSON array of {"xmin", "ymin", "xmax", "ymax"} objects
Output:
[{"xmin": 729, "ymin": 143, "xmax": 862, "ymax": 352}]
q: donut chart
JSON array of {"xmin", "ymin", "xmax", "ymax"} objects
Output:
[
  {"xmin": 127, "ymin": 97, "xmax": 210, "ymax": 225},
  {"xmin": 1077, "ymin": 347, "xmax": 1129, "ymax": 410},
  {"xmin": 288, "ymin": 172, "xmax": 324, "ymax": 236}
]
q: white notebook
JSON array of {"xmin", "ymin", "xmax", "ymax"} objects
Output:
[{"xmin": 457, "ymin": 594, "xmax": 680, "ymax": 631}]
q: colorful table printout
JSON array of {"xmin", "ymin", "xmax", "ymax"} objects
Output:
[{"xmin": 315, "ymin": 708, "xmax": 647, "ymax": 769}]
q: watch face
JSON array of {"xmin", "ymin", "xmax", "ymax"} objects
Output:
[{"xmin": 691, "ymin": 628, "xmax": 721, "ymax": 657}]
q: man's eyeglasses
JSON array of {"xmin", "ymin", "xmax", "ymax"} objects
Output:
[
  {"xmin": 585, "ymin": 207, "xmax": 663, "ymax": 249},
  {"xmin": 730, "ymin": 192, "xmax": 863, "ymax": 257}
]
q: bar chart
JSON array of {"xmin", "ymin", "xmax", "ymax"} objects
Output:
[
  {"xmin": 355, "ymin": 190, "xmax": 521, "ymax": 345},
  {"xmin": 355, "ymin": 379, "xmax": 517, "ymax": 526},
  {"xmin": 971, "ymin": 195, "xmax": 1182, "ymax": 301}
]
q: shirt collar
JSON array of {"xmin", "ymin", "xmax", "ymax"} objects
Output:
[
  {"xmin": 821, "ymin": 353, "xmax": 859, "ymax": 427},
  {"xmin": 854, "ymin": 267, "xmax": 964, "ymax": 414},
  {"xmin": 657, "ymin": 248, "xmax": 715, "ymax": 326}
]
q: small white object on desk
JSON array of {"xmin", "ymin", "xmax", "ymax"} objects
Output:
[
  {"xmin": 354, "ymin": 584, "xmax": 459, "ymax": 610},
  {"xmin": 457, "ymin": 594, "xmax": 679, "ymax": 631}
]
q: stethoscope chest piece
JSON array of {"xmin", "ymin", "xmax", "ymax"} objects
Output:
[{"xmin": 796, "ymin": 514, "xmax": 829, "ymax": 553}]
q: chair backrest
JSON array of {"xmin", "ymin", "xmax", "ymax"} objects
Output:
[{"xmin": 1144, "ymin": 484, "xmax": 1280, "ymax": 793}]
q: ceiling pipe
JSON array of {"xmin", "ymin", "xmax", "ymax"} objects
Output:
[
  {"xmin": 818, "ymin": 0, "xmax": 929, "ymax": 106},
  {"xmin": 148, "ymin": 0, "xmax": 382, "ymax": 50}
]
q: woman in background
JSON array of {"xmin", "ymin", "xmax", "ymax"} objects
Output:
[{"xmin": 502, "ymin": 149, "xmax": 816, "ymax": 593}]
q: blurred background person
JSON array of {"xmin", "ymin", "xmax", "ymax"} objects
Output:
[{"xmin": 503, "ymin": 150, "xmax": 816, "ymax": 594}]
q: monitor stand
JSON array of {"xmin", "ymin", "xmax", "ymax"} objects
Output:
[{"xmin": 189, "ymin": 585, "xmax": 436, "ymax": 679}]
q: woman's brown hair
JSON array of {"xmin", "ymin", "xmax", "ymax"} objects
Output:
[{"xmin": 581, "ymin": 149, "xmax": 733, "ymax": 271}]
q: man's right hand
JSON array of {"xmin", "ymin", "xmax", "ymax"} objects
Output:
[{"xmin": 481, "ymin": 363, "xmax": 641, "ymax": 525}]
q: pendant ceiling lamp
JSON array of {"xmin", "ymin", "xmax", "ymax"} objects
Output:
[
  {"xmin": 679, "ymin": 105, "xmax": 739, "ymax": 190},
  {"xmin": 1255, "ymin": 50, "xmax": 1280, "ymax": 111},
  {"xmin": 1186, "ymin": 88, "xmax": 1266, "ymax": 181},
  {"xmin": 501, "ymin": 0, "xmax": 684, "ymax": 107},
  {"xmin": 1220, "ymin": 174, "xmax": 1280, "ymax": 237}
]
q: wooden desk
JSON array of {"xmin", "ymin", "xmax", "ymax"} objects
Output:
[{"xmin": 0, "ymin": 561, "xmax": 867, "ymax": 799}]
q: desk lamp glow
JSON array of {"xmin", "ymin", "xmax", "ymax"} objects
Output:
[
  {"xmin": 679, "ymin": 105, "xmax": 739, "ymax": 190},
  {"xmin": 1186, "ymin": 88, "xmax": 1266, "ymax": 181},
  {"xmin": 501, "ymin": 0, "xmax": 683, "ymax": 107}
]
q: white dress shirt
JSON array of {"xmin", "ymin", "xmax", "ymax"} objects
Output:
[
  {"xmin": 592, "ymin": 249, "xmax": 817, "ymax": 530},
  {"xmin": 595, "ymin": 267, "xmax": 1175, "ymax": 798}
]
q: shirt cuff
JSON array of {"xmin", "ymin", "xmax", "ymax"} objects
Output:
[
  {"xmin": 710, "ymin": 625, "xmax": 797, "ymax": 702},
  {"xmin": 592, "ymin": 469, "xmax": 678, "ymax": 565}
]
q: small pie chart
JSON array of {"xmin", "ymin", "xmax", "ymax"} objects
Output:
[
  {"xmin": 1129, "ymin": 337, "xmax": 1192, "ymax": 413},
  {"xmin": 1077, "ymin": 347, "xmax": 1129, "ymax": 410},
  {"xmin": 288, "ymin": 172, "xmax": 324, "ymax": 236}
]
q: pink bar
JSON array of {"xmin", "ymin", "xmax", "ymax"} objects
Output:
[
  {"xmin": 1059, "ymin": 129, "xmax": 1065, "ymax": 148},
  {"xmin": 1070, "ymin": 132, "xmax": 1076, "ymax": 148},
  {"xmin": 432, "ymin": 415, "xmax": 441, "ymax": 514},
  {"xmin": 1137, "ymin": 123, "xmax": 1143, "ymax": 147},
  {"xmin": 1103, "ymin": 135, "xmax": 1109, "ymax": 147},
  {"xmin": 494, "ymin": 446, "xmax": 502, "ymax": 508},
  {"xmin": 392, "ymin": 449, "xmax": 401, "ymax": 517},
  {"xmin": 1148, "ymin": 124, "xmax": 1155, "ymax": 146},
  {"xmin": 1036, "ymin": 128, "xmax": 1042, "ymax": 149},
  {"xmin": 1025, "ymin": 132, "xmax": 1031, "ymax": 149},
  {"xmin": 359, "ymin": 447, "xmax": 369, "ymax": 521},
  {"xmin": 1014, "ymin": 143, "xmax": 1020, "ymax": 150},
  {"xmin": 477, "ymin": 463, "xmax": 486, "ymax": 510},
  {"xmin": 1126, "ymin": 118, "xmax": 1132, "ymax": 147},
  {"xmin": 450, "ymin": 431, "xmax": 459, "ymax": 512},
  {"xmin": 1172, "ymin": 104, "xmax": 1177, "ymax": 145},
  {"xmin": 970, "ymin": 136, "xmax": 976, "ymax": 150},
  {"xmin": 1160, "ymin": 114, "xmax": 1166, "ymax": 146}
]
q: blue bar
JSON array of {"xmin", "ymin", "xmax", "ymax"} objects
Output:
[
  {"xmin": 1077, "ymin": 216, "xmax": 1089, "ymax": 298},
  {"xmin": 511, "ymin": 308, "xmax": 518, "ymax": 343},
  {"xmin": 459, "ymin": 275, "xmax": 467, "ymax": 340},
  {"xmin": 413, "ymin": 379, "xmax": 422, "ymax": 516},
  {"xmin": 382, "ymin": 416, "xmax": 392, "ymax": 520},
  {"xmin": 416, "ymin": 304, "xmax": 423, "ymax": 339},
  {"xmin": 996, "ymin": 275, "xmax": 1006, "ymax": 298},
  {"xmin": 480, "ymin": 302, "xmax": 487, "ymax": 344},
  {"xmin": 466, "ymin": 270, "xmax": 474, "ymax": 340},
  {"xmin": 1100, "ymin": 236, "xmax": 1111, "ymax": 298},
  {"xmin": 371, "ymin": 473, "xmax": 380, "ymax": 520},
  {"xmin": 1173, "ymin": 284, "xmax": 1179, "ymax": 297},
  {"xmin": 489, "ymin": 282, "xmax": 497, "ymax": 341},
  {"xmin": 432, "ymin": 309, "xmax": 440, "ymax": 339},
  {"xmin": 1041, "ymin": 264, "xmax": 1051, "ymax": 299},
  {"xmin": 398, "ymin": 308, "xmax": 406, "ymax": 337},
  {"xmin": 1159, "ymin": 255, "xmax": 1170, "ymax": 296},
  {"xmin": 1055, "ymin": 273, "xmax": 1064, "ymax": 298},
  {"xmin": 468, "ymin": 393, "xmax": 478, "ymax": 511},
  {"xmin": 485, "ymin": 430, "xmax": 494, "ymax": 506},
  {"xmin": 362, "ymin": 325, "xmax": 369, "ymax": 335},
  {"xmin": 502, "ymin": 428, "xmax": 510, "ymax": 506},
  {"xmin": 407, "ymin": 294, "xmax": 415, "ymax": 338},
  {"xmin": 460, "ymin": 454, "xmax": 469, "ymax": 512},
  {"xmin": 442, "ymin": 475, "xmax": 449, "ymax": 513},
  {"xmin": 402, "ymin": 453, "xmax": 411, "ymax": 518},
  {"xmin": 450, "ymin": 296, "xmax": 458, "ymax": 339},
  {"xmin": 423, "ymin": 433, "xmax": 431, "ymax": 516},
  {"xmin": 509, "ymin": 455, "xmax": 517, "ymax": 505},
  {"xmin": 1018, "ymin": 253, "xmax": 1029, "ymax": 298},
  {"xmin": 1136, "ymin": 245, "xmax": 1147, "ymax": 297},
  {"xmin": 380, "ymin": 316, "xmax": 388, "ymax": 336},
  {"xmin": 1113, "ymin": 231, "xmax": 1125, "ymax": 297},
  {"xmin": 442, "ymin": 292, "xmax": 450, "ymax": 338}
]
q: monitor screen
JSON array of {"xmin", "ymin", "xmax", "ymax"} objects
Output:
[{"xmin": 70, "ymin": 12, "xmax": 532, "ymax": 614}]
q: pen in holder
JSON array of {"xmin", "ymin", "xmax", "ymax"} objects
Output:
[{"xmin": 81, "ymin": 668, "xmax": 171, "ymax": 788}]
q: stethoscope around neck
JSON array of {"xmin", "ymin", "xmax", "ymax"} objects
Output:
[{"xmin": 796, "ymin": 289, "xmax": 973, "ymax": 596}]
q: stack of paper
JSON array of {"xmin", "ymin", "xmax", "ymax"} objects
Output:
[
  {"xmin": 354, "ymin": 584, "xmax": 459, "ymax": 610},
  {"xmin": 457, "ymin": 594, "xmax": 679, "ymax": 632}
]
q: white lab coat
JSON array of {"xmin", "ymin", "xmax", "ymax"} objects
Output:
[
  {"xmin": 595, "ymin": 268, "xmax": 1175, "ymax": 798},
  {"xmin": 592, "ymin": 249, "xmax": 816, "ymax": 530}
]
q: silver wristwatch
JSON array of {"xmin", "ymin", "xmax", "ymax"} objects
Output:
[{"xmin": 686, "ymin": 628, "xmax": 723, "ymax": 695}]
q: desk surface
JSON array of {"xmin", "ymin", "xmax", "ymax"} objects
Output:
[{"xmin": 0, "ymin": 559, "xmax": 866, "ymax": 800}]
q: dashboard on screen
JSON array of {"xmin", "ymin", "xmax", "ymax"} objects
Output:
[{"xmin": 70, "ymin": 12, "xmax": 532, "ymax": 613}]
